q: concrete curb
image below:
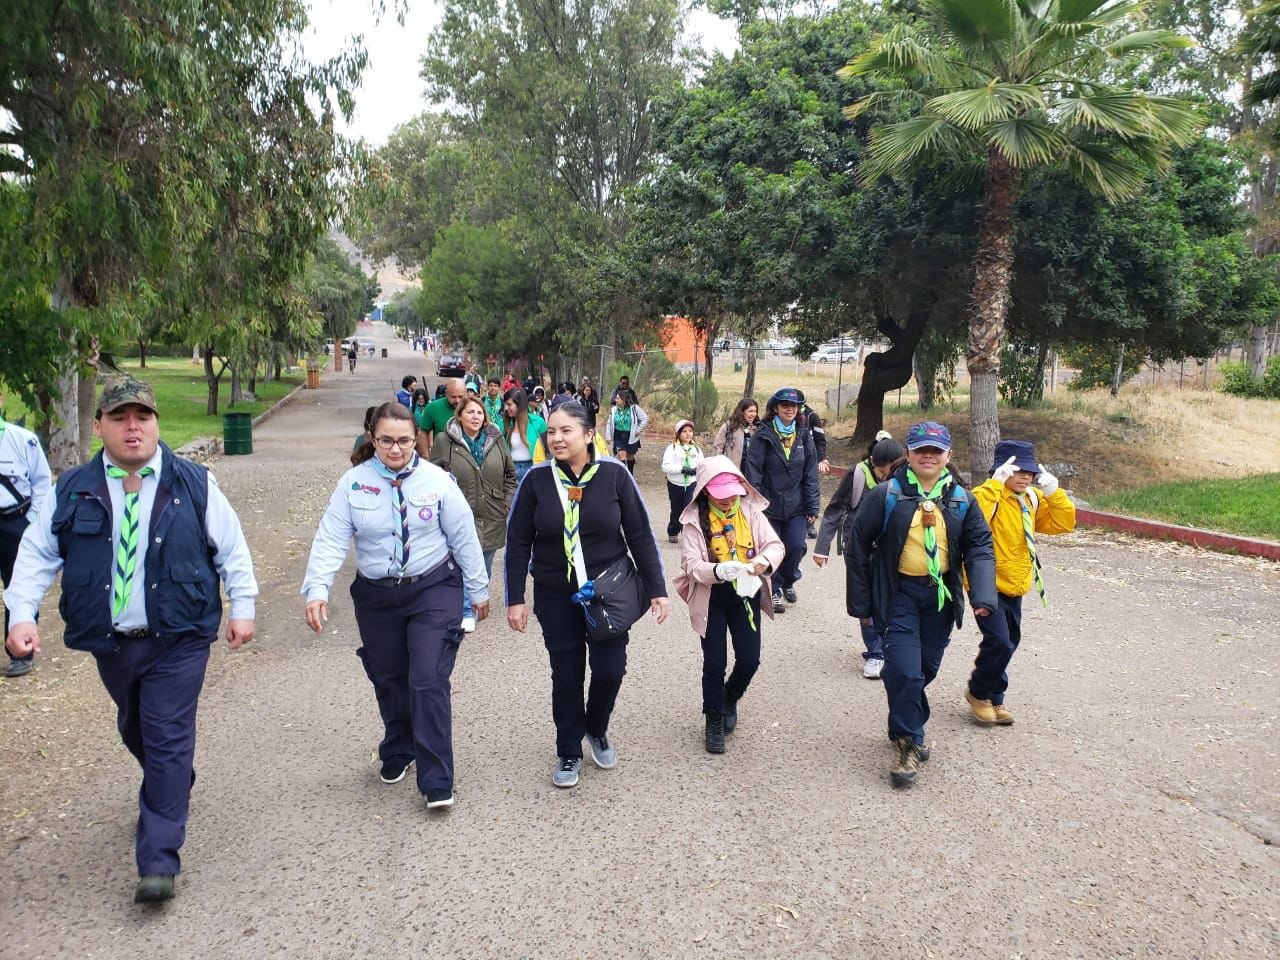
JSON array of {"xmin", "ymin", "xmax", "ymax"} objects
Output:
[
  {"xmin": 175, "ymin": 379, "xmax": 308, "ymax": 463},
  {"xmin": 1074, "ymin": 507, "xmax": 1280, "ymax": 561}
]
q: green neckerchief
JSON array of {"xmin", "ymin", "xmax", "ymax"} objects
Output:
[
  {"xmin": 105, "ymin": 464, "xmax": 156, "ymax": 616},
  {"xmin": 680, "ymin": 442, "xmax": 698, "ymax": 477},
  {"xmin": 1019, "ymin": 493, "xmax": 1047, "ymax": 608},
  {"xmin": 555, "ymin": 462, "xmax": 601, "ymax": 583},
  {"xmin": 905, "ymin": 467, "xmax": 953, "ymax": 611}
]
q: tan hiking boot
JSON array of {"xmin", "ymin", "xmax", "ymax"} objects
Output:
[
  {"xmin": 992, "ymin": 703, "xmax": 1014, "ymax": 725},
  {"xmin": 965, "ymin": 688, "xmax": 998, "ymax": 725},
  {"xmin": 890, "ymin": 737, "xmax": 922, "ymax": 788}
]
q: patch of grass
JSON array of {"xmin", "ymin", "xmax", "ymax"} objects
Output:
[
  {"xmin": 2, "ymin": 357, "xmax": 304, "ymax": 451},
  {"xmin": 1090, "ymin": 474, "xmax": 1280, "ymax": 542}
]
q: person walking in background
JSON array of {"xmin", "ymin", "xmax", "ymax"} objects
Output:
[
  {"xmin": 302, "ymin": 402, "xmax": 488, "ymax": 812},
  {"xmin": 430, "ymin": 396, "xmax": 516, "ymax": 634},
  {"xmin": 964, "ymin": 440, "xmax": 1075, "ymax": 726},
  {"xmin": 742, "ymin": 387, "xmax": 819, "ymax": 615},
  {"xmin": 674, "ymin": 457, "xmax": 784, "ymax": 754},
  {"xmin": 844, "ymin": 421, "xmax": 996, "ymax": 789},
  {"xmin": 530, "ymin": 385, "xmax": 550, "ymax": 423},
  {"xmin": 410, "ymin": 388, "xmax": 432, "ymax": 433},
  {"xmin": 4, "ymin": 377, "xmax": 258, "ymax": 902},
  {"xmin": 548, "ymin": 382, "xmax": 576, "ymax": 412},
  {"xmin": 395, "ymin": 375, "xmax": 417, "ymax": 409},
  {"xmin": 712, "ymin": 398, "xmax": 759, "ymax": 469},
  {"xmin": 417, "ymin": 378, "xmax": 467, "ymax": 457},
  {"xmin": 352, "ymin": 406, "xmax": 377, "ymax": 458},
  {"xmin": 502, "ymin": 386, "xmax": 547, "ymax": 482},
  {"xmin": 814, "ymin": 431, "xmax": 905, "ymax": 679},
  {"xmin": 661, "ymin": 419, "xmax": 703, "ymax": 543},
  {"xmin": 504, "ymin": 402, "xmax": 668, "ymax": 789},
  {"xmin": 802, "ymin": 401, "xmax": 829, "ymax": 539},
  {"xmin": 575, "ymin": 381, "xmax": 601, "ymax": 425},
  {"xmin": 0, "ymin": 392, "xmax": 52, "ymax": 678},
  {"xmin": 483, "ymin": 378, "xmax": 505, "ymax": 425},
  {"xmin": 604, "ymin": 389, "xmax": 649, "ymax": 475},
  {"xmin": 347, "ymin": 340, "xmax": 359, "ymax": 374},
  {"xmin": 609, "ymin": 375, "xmax": 637, "ymax": 406}
]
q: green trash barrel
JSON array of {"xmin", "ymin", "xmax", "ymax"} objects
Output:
[
  {"xmin": 222, "ymin": 412, "xmax": 253, "ymax": 455},
  {"xmin": 733, "ymin": 362, "xmax": 743, "ymax": 373}
]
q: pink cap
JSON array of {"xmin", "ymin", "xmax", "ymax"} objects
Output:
[{"xmin": 705, "ymin": 472, "xmax": 746, "ymax": 498}]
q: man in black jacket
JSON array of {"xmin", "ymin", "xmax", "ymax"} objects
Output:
[
  {"xmin": 742, "ymin": 387, "xmax": 820, "ymax": 614},
  {"xmin": 802, "ymin": 403, "xmax": 828, "ymax": 538},
  {"xmin": 843, "ymin": 420, "xmax": 995, "ymax": 789}
]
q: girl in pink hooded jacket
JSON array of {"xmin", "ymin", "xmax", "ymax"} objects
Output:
[{"xmin": 674, "ymin": 455, "xmax": 786, "ymax": 754}]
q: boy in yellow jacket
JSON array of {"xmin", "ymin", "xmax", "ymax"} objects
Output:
[{"xmin": 965, "ymin": 440, "xmax": 1076, "ymax": 726}]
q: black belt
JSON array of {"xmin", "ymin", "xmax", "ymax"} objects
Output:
[
  {"xmin": 898, "ymin": 574, "xmax": 943, "ymax": 585},
  {"xmin": 357, "ymin": 572, "xmax": 430, "ymax": 588},
  {"xmin": 114, "ymin": 628, "xmax": 151, "ymax": 639}
]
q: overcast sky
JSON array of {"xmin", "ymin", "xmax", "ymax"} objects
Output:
[{"xmin": 303, "ymin": 1, "xmax": 739, "ymax": 147}]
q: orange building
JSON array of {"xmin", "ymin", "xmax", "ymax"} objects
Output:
[{"xmin": 660, "ymin": 315, "xmax": 705, "ymax": 366}]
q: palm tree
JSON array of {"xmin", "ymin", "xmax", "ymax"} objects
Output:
[
  {"xmin": 839, "ymin": 0, "xmax": 1201, "ymax": 475},
  {"xmin": 1241, "ymin": 1, "xmax": 1280, "ymax": 109}
]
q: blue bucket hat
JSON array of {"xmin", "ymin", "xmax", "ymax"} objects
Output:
[
  {"xmin": 993, "ymin": 439, "xmax": 1038, "ymax": 474},
  {"xmin": 770, "ymin": 387, "xmax": 805, "ymax": 406},
  {"xmin": 905, "ymin": 421, "xmax": 951, "ymax": 452}
]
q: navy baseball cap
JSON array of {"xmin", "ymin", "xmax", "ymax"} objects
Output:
[
  {"xmin": 993, "ymin": 439, "xmax": 1038, "ymax": 474},
  {"xmin": 771, "ymin": 387, "xmax": 805, "ymax": 405},
  {"xmin": 905, "ymin": 421, "xmax": 951, "ymax": 451}
]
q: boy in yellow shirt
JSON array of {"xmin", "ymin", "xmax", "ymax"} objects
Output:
[{"xmin": 965, "ymin": 440, "xmax": 1076, "ymax": 726}]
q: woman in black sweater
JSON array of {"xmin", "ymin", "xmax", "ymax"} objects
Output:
[{"xmin": 505, "ymin": 402, "xmax": 669, "ymax": 788}]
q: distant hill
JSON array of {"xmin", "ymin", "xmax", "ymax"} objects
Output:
[{"xmin": 329, "ymin": 229, "xmax": 417, "ymax": 301}]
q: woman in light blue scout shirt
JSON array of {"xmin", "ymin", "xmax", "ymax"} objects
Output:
[{"xmin": 302, "ymin": 402, "xmax": 488, "ymax": 811}]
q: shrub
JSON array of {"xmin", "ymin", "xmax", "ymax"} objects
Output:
[{"xmin": 1219, "ymin": 357, "xmax": 1280, "ymax": 399}]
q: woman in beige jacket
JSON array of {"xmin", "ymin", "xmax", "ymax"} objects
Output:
[
  {"xmin": 712, "ymin": 398, "xmax": 759, "ymax": 468},
  {"xmin": 673, "ymin": 455, "xmax": 785, "ymax": 754}
]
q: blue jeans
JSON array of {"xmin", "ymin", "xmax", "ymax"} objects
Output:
[
  {"xmin": 462, "ymin": 549, "xmax": 496, "ymax": 618},
  {"xmin": 881, "ymin": 576, "xmax": 954, "ymax": 746},
  {"xmin": 968, "ymin": 593, "xmax": 1022, "ymax": 706}
]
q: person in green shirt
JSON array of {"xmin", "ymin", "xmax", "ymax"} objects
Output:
[
  {"xmin": 418, "ymin": 378, "xmax": 467, "ymax": 457},
  {"xmin": 483, "ymin": 378, "xmax": 504, "ymax": 425}
]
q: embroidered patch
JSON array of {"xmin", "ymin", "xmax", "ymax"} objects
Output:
[
  {"xmin": 417, "ymin": 507, "xmax": 435, "ymax": 522},
  {"xmin": 349, "ymin": 483, "xmax": 381, "ymax": 495}
]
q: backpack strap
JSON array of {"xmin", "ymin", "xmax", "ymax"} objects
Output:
[{"xmin": 880, "ymin": 477, "xmax": 903, "ymax": 536}]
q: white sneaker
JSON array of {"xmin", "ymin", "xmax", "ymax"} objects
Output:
[
  {"xmin": 461, "ymin": 616, "xmax": 476, "ymax": 634},
  {"xmin": 863, "ymin": 657, "xmax": 884, "ymax": 679}
]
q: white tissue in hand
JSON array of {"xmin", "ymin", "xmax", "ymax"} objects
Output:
[{"xmin": 734, "ymin": 573, "xmax": 763, "ymax": 598}]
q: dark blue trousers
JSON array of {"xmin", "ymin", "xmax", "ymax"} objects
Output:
[
  {"xmin": 881, "ymin": 576, "xmax": 954, "ymax": 746},
  {"xmin": 666, "ymin": 481, "xmax": 694, "ymax": 538},
  {"xmin": 93, "ymin": 634, "xmax": 212, "ymax": 875},
  {"xmin": 1, "ymin": 511, "xmax": 34, "ymax": 665},
  {"xmin": 700, "ymin": 582, "xmax": 761, "ymax": 713},
  {"xmin": 858, "ymin": 620, "xmax": 885, "ymax": 660},
  {"xmin": 533, "ymin": 587, "xmax": 628, "ymax": 758},
  {"xmin": 768, "ymin": 514, "xmax": 809, "ymax": 591},
  {"xmin": 969, "ymin": 593, "xmax": 1023, "ymax": 706},
  {"xmin": 350, "ymin": 560, "xmax": 463, "ymax": 795}
]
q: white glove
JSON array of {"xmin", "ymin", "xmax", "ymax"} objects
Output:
[
  {"xmin": 992, "ymin": 456, "xmax": 1018, "ymax": 484},
  {"xmin": 1036, "ymin": 463, "xmax": 1059, "ymax": 496},
  {"xmin": 715, "ymin": 561, "xmax": 748, "ymax": 581}
]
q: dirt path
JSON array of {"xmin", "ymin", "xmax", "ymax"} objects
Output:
[{"xmin": 2, "ymin": 327, "xmax": 1277, "ymax": 959}]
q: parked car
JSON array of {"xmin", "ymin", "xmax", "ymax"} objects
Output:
[
  {"xmin": 811, "ymin": 343, "xmax": 860, "ymax": 364},
  {"xmin": 438, "ymin": 354, "xmax": 467, "ymax": 378}
]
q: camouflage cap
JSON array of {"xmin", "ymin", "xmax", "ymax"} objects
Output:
[{"xmin": 97, "ymin": 376, "xmax": 159, "ymax": 415}]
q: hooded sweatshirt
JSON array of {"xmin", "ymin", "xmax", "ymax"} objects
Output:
[
  {"xmin": 661, "ymin": 420, "xmax": 704, "ymax": 488},
  {"xmin": 673, "ymin": 455, "xmax": 787, "ymax": 637}
]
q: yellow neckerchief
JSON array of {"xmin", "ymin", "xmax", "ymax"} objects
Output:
[{"xmin": 708, "ymin": 498, "xmax": 755, "ymax": 563}]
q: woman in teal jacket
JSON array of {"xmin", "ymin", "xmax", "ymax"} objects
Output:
[{"xmin": 501, "ymin": 387, "xmax": 546, "ymax": 482}]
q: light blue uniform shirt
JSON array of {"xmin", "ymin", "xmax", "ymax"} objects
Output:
[
  {"xmin": 0, "ymin": 418, "xmax": 53, "ymax": 522},
  {"xmin": 301, "ymin": 455, "xmax": 489, "ymax": 603},
  {"xmin": 4, "ymin": 447, "xmax": 259, "ymax": 630}
]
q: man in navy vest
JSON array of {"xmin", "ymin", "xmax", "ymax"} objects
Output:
[{"xmin": 4, "ymin": 376, "xmax": 258, "ymax": 904}]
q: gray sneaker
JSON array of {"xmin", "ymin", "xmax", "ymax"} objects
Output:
[
  {"xmin": 586, "ymin": 733, "xmax": 616, "ymax": 769},
  {"xmin": 552, "ymin": 756, "xmax": 581, "ymax": 788},
  {"xmin": 5, "ymin": 659, "xmax": 33, "ymax": 679}
]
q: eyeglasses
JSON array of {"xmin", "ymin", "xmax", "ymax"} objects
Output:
[{"xmin": 374, "ymin": 436, "xmax": 416, "ymax": 450}]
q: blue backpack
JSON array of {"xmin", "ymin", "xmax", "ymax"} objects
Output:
[{"xmin": 880, "ymin": 476, "xmax": 971, "ymax": 537}]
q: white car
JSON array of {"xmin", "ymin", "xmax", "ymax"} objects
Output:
[{"xmin": 812, "ymin": 343, "xmax": 860, "ymax": 363}]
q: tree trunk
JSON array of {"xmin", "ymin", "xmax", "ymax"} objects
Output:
[
  {"xmin": 46, "ymin": 277, "xmax": 83, "ymax": 472},
  {"xmin": 230, "ymin": 364, "xmax": 243, "ymax": 406},
  {"xmin": 852, "ymin": 307, "xmax": 930, "ymax": 445},
  {"xmin": 743, "ymin": 341, "xmax": 758, "ymax": 401},
  {"xmin": 913, "ymin": 351, "xmax": 935, "ymax": 410},
  {"xmin": 204, "ymin": 346, "xmax": 220, "ymax": 416},
  {"xmin": 1110, "ymin": 342, "xmax": 1126, "ymax": 397},
  {"xmin": 138, "ymin": 340, "xmax": 148, "ymax": 368},
  {"xmin": 965, "ymin": 148, "xmax": 1019, "ymax": 477},
  {"xmin": 1245, "ymin": 324, "xmax": 1268, "ymax": 380},
  {"xmin": 1032, "ymin": 339, "xmax": 1050, "ymax": 404},
  {"xmin": 193, "ymin": 344, "xmax": 201, "ymax": 364}
]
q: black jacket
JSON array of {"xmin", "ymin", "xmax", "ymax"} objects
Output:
[
  {"xmin": 802, "ymin": 405, "xmax": 827, "ymax": 462},
  {"xmin": 504, "ymin": 457, "xmax": 667, "ymax": 604},
  {"xmin": 742, "ymin": 422, "xmax": 820, "ymax": 521},
  {"xmin": 843, "ymin": 465, "xmax": 996, "ymax": 633}
]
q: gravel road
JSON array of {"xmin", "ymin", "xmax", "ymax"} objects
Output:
[{"xmin": 2, "ymin": 328, "xmax": 1277, "ymax": 959}]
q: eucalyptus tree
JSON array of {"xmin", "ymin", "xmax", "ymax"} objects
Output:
[{"xmin": 841, "ymin": 0, "xmax": 1201, "ymax": 474}]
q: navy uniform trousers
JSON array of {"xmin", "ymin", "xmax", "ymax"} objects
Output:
[
  {"xmin": 881, "ymin": 576, "xmax": 954, "ymax": 746},
  {"xmin": 1, "ymin": 510, "xmax": 35, "ymax": 665},
  {"xmin": 93, "ymin": 633, "xmax": 212, "ymax": 876},
  {"xmin": 533, "ymin": 586, "xmax": 628, "ymax": 758},
  {"xmin": 350, "ymin": 558, "xmax": 464, "ymax": 795}
]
